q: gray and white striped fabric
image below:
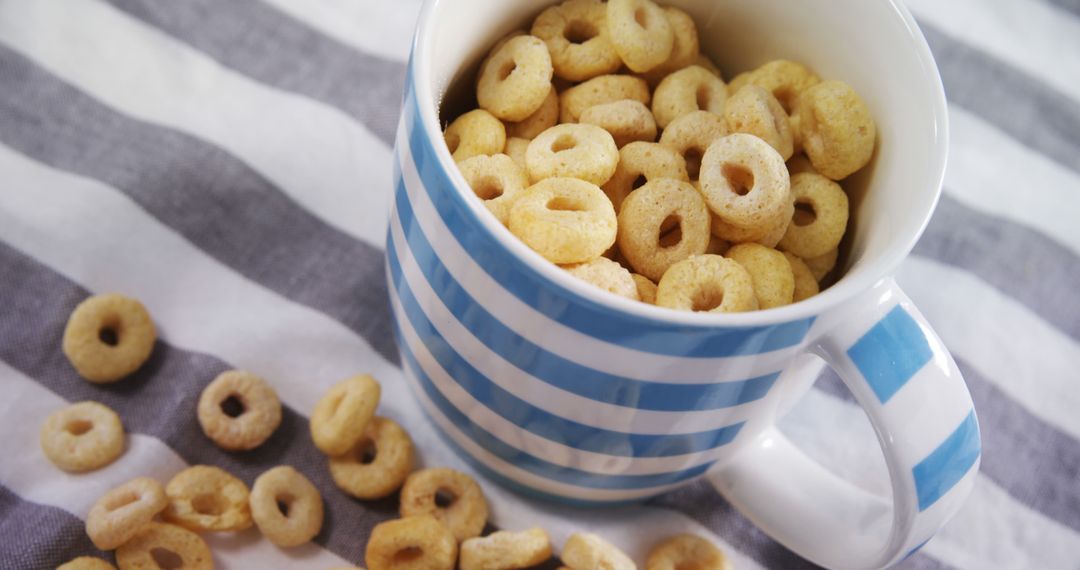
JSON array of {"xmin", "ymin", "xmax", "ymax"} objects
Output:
[{"xmin": 0, "ymin": 0, "xmax": 1075, "ymax": 568}]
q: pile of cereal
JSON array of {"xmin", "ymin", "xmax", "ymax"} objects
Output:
[{"xmin": 446, "ymin": 0, "xmax": 876, "ymax": 313}]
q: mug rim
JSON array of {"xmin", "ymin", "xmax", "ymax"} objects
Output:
[{"xmin": 408, "ymin": 0, "xmax": 949, "ymax": 329}]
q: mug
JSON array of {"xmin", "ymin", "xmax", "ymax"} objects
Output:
[{"xmin": 387, "ymin": 0, "xmax": 980, "ymax": 568}]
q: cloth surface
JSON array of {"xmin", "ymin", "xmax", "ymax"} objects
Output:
[{"xmin": 0, "ymin": 0, "xmax": 1077, "ymax": 568}]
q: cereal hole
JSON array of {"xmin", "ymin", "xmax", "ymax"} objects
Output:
[
  {"xmin": 192, "ymin": 492, "xmax": 229, "ymax": 516},
  {"xmin": 434, "ymin": 488, "xmax": 457, "ymax": 508},
  {"xmin": 220, "ymin": 395, "xmax": 245, "ymax": 418},
  {"xmin": 695, "ymin": 85, "xmax": 712, "ymax": 111},
  {"xmin": 65, "ymin": 419, "xmax": 94, "ymax": 436},
  {"xmin": 691, "ymin": 285, "xmax": 725, "ymax": 312},
  {"xmin": 474, "ymin": 175, "xmax": 505, "ymax": 200},
  {"xmin": 685, "ymin": 148, "xmax": 704, "ymax": 180},
  {"xmin": 497, "ymin": 60, "xmax": 517, "ymax": 81},
  {"xmin": 634, "ymin": 7, "xmax": 649, "ymax": 28},
  {"xmin": 98, "ymin": 326, "xmax": 119, "ymax": 346},
  {"xmin": 631, "ymin": 174, "xmax": 648, "ymax": 191},
  {"xmin": 551, "ymin": 134, "xmax": 578, "ymax": 153},
  {"xmin": 775, "ymin": 88, "xmax": 794, "ymax": 112},
  {"xmin": 793, "ymin": 201, "xmax": 817, "ymax": 226},
  {"xmin": 394, "ymin": 546, "xmax": 424, "ymax": 564},
  {"xmin": 547, "ymin": 196, "xmax": 584, "ymax": 212},
  {"xmin": 358, "ymin": 438, "xmax": 378, "ymax": 464},
  {"xmin": 722, "ymin": 163, "xmax": 754, "ymax": 196},
  {"xmin": 150, "ymin": 548, "xmax": 184, "ymax": 570},
  {"xmin": 565, "ymin": 20, "xmax": 598, "ymax": 43},
  {"xmin": 659, "ymin": 217, "xmax": 683, "ymax": 248},
  {"xmin": 104, "ymin": 490, "xmax": 140, "ymax": 512},
  {"xmin": 276, "ymin": 493, "xmax": 295, "ymax": 518}
]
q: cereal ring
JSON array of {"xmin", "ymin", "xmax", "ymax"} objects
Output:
[
  {"xmin": 655, "ymin": 254, "xmax": 758, "ymax": 313},
  {"xmin": 699, "ymin": 133, "xmax": 790, "ymax": 228},
  {"xmin": 531, "ymin": 0, "xmax": 622, "ymax": 82},
  {"xmin": 62, "ymin": 293, "xmax": 156, "ymax": 383},
  {"xmin": 457, "ymin": 154, "xmax": 530, "ymax": 225},
  {"xmin": 652, "ymin": 66, "xmax": 727, "ymax": 129},
  {"xmin": 784, "ymin": 252, "xmax": 820, "ymax": 302},
  {"xmin": 365, "ymin": 515, "xmax": 457, "ymax": 570},
  {"xmin": 58, "ymin": 557, "xmax": 117, "ymax": 570},
  {"xmin": 617, "ymin": 178, "xmax": 711, "ymax": 282},
  {"xmin": 115, "ymin": 522, "xmax": 212, "ymax": 570},
  {"xmin": 607, "ymin": 0, "xmax": 674, "ymax": 73},
  {"xmin": 658, "ymin": 110, "xmax": 728, "ymax": 180},
  {"xmin": 562, "ymin": 533, "xmax": 635, "ymax": 570},
  {"xmin": 579, "ymin": 99, "xmax": 657, "ymax": 148},
  {"xmin": 477, "ymin": 35, "xmax": 554, "ymax": 122},
  {"xmin": 646, "ymin": 534, "xmax": 732, "ymax": 570},
  {"xmin": 632, "ymin": 274, "xmax": 657, "ymax": 304},
  {"xmin": 40, "ymin": 401, "xmax": 124, "ymax": 473},
  {"xmin": 445, "ymin": 110, "xmax": 507, "ymax": 162},
  {"xmin": 777, "ymin": 172, "xmax": 849, "ymax": 258},
  {"xmin": 310, "ymin": 374, "xmax": 382, "ymax": 457},
  {"xmin": 329, "ymin": 416, "xmax": 415, "ymax": 500},
  {"xmin": 504, "ymin": 137, "xmax": 531, "ymax": 171},
  {"xmin": 250, "ymin": 466, "xmax": 324, "ymax": 547},
  {"xmin": 197, "ymin": 370, "xmax": 282, "ymax": 451},
  {"xmin": 526, "ymin": 123, "xmax": 619, "ymax": 185},
  {"xmin": 786, "ymin": 153, "xmax": 817, "ymax": 176},
  {"xmin": 460, "ymin": 528, "xmax": 552, "ymax": 570},
  {"xmin": 710, "ymin": 195, "xmax": 793, "ymax": 248},
  {"xmin": 725, "ymin": 85, "xmax": 794, "ymax": 160},
  {"xmin": 740, "ymin": 60, "xmax": 820, "ymax": 113},
  {"xmin": 793, "ymin": 80, "xmax": 876, "ymax": 180},
  {"xmin": 804, "ymin": 248, "xmax": 839, "ymax": 282},
  {"xmin": 86, "ymin": 477, "xmax": 167, "ymax": 550},
  {"xmin": 602, "ymin": 141, "xmax": 688, "ymax": 211},
  {"xmin": 559, "ymin": 75, "xmax": 650, "ymax": 123},
  {"xmin": 508, "ymin": 177, "xmax": 617, "ymax": 264},
  {"xmin": 163, "ymin": 465, "xmax": 252, "ymax": 532},
  {"xmin": 640, "ymin": 7, "xmax": 700, "ymax": 85},
  {"xmin": 400, "ymin": 467, "xmax": 488, "ymax": 542},
  {"xmin": 725, "ymin": 244, "xmax": 795, "ymax": 309},
  {"xmin": 505, "ymin": 87, "xmax": 559, "ymax": 139},
  {"xmin": 564, "ymin": 257, "xmax": 640, "ymax": 301}
]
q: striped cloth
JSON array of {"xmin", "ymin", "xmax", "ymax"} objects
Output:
[{"xmin": 0, "ymin": 0, "xmax": 1076, "ymax": 568}]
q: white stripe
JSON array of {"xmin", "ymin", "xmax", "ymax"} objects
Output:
[
  {"xmin": 0, "ymin": 0, "xmax": 391, "ymax": 248},
  {"xmin": 257, "ymin": 0, "xmax": 421, "ymax": 63}
]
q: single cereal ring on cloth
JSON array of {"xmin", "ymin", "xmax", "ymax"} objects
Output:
[
  {"xmin": 725, "ymin": 85, "xmax": 794, "ymax": 160},
  {"xmin": 86, "ymin": 477, "xmax": 167, "ymax": 550},
  {"xmin": 366, "ymin": 515, "xmax": 457, "ymax": 570},
  {"xmin": 640, "ymin": 7, "xmax": 700, "ymax": 85},
  {"xmin": 607, "ymin": 0, "xmax": 673, "ymax": 73},
  {"xmin": 457, "ymin": 154, "xmax": 529, "ymax": 225},
  {"xmin": 658, "ymin": 110, "xmax": 728, "ymax": 180},
  {"xmin": 504, "ymin": 137, "xmax": 530, "ymax": 171},
  {"xmin": 505, "ymin": 87, "xmax": 559, "ymax": 139},
  {"xmin": 250, "ymin": 466, "xmax": 323, "ymax": 547},
  {"xmin": 805, "ymin": 247, "xmax": 839, "ymax": 282},
  {"xmin": 699, "ymin": 133, "xmax": 790, "ymax": 228},
  {"xmin": 562, "ymin": 533, "xmax": 635, "ymax": 570},
  {"xmin": 62, "ymin": 293, "xmax": 156, "ymax": 383},
  {"xmin": 793, "ymin": 80, "xmax": 876, "ymax": 180},
  {"xmin": 564, "ymin": 257, "xmax": 640, "ymax": 301},
  {"xmin": 632, "ymin": 273, "xmax": 658, "ymax": 304},
  {"xmin": 509, "ymin": 177, "xmax": 617, "ymax": 264},
  {"xmin": 58, "ymin": 557, "xmax": 117, "ymax": 570},
  {"xmin": 738, "ymin": 60, "xmax": 820, "ymax": 113},
  {"xmin": 710, "ymin": 194, "xmax": 793, "ymax": 248},
  {"xmin": 531, "ymin": 0, "xmax": 622, "ymax": 82},
  {"xmin": 652, "ymin": 66, "xmax": 727, "ymax": 129},
  {"xmin": 655, "ymin": 254, "xmax": 758, "ymax": 313},
  {"xmin": 602, "ymin": 141, "xmax": 688, "ymax": 211},
  {"xmin": 477, "ymin": 35, "xmax": 553, "ymax": 122},
  {"xmin": 40, "ymin": 401, "xmax": 124, "ymax": 473},
  {"xmin": 400, "ymin": 467, "xmax": 488, "ymax": 541},
  {"xmin": 786, "ymin": 153, "xmax": 817, "ymax": 176},
  {"xmin": 579, "ymin": 99, "xmax": 657, "ymax": 147},
  {"xmin": 329, "ymin": 416, "xmax": 415, "ymax": 500},
  {"xmin": 163, "ymin": 465, "xmax": 252, "ymax": 532},
  {"xmin": 460, "ymin": 528, "xmax": 553, "ymax": 570},
  {"xmin": 778, "ymin": 172, "xmax": 849, "ymax": 258},
  {"xmin": 197, "ymin": 370, "xmax": 282, "ymax": 451},
  {"xmin": 526, "ymin": 123, "xmax": 619, "ymax": 185},
  {"xmin": 310, "ymin": 374, "xmax": 382, "ymax": 457},
  {"xmin": 559, "ymin": 74, "xmax": 650, "ymax": 123},
  {"xmin": 617, "ymin": 178, "xmax": 711, "ymax": 282},
  {"xmin": 445, "ymin": 110, "xmax": 506, "ymax": 162},
  {"xmin": 784, "ymin": 252, "xmax": 820, "ymax": 302},
  {"xmin": 115, "ymin": 522, "xmax": 212, "ymax": 570},
  {"xmin": 725, "ymin": 243, "xmax": 795, "ymax": 309},
  {"xmin": 645, "ymin": 534, "xmax": 732, "ymax": 570}
]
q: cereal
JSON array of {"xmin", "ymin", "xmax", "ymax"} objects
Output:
[
  {"xmin": 646, "ymin": 534, "xmax": 732, "ymax": 570},
  {"xmin": 115, "ymin": 522, "xmax": 212, "ymax": 570},
  {"xmin": 457, "ymin": 154, "xmax": 530, "ymax": 225},
  {"xmin": 504, "ymin": 137, "xmax": 531, "ymax": 171},
  {"xmin": 526, "ymin": 123, "xmax": 619, "ymax": 185},
  {"xmin": 445, "ymin": 110, "xmax": 507, "ymax": 162},
  {"xmin": 311, "ymin": 374, "xmax": 382, "ymax": 457},
  {"xmin": 725, "ymin": 72, "xmax": 751, "ymax": 95},
  {"xmin": 655, "ymin": 254, "xmax": 758, "ymax": 313},
  {"xmin": 400, "ymin": 467, "xmax": 488, "ymax": 542},
  {"xmin": 250, "ymin": 466, "xmax": 324, "ymax": 547},
  {"xmin": 602, "ymin": 141, "xmax": 688, "ymax": 211},
  {"xmin": 784, "ymin": 252, "xmax": 820, "ymax": 302},
  {"xmin": 565, "ymin": 257, "xmax": 640, "ymax": 301},
  {"xmin": 163, "ymin": 465, "xmax": 252, "ymax": 532},
  {"xmin": 617, "ymin": 178, "xmax": 710, "ymax": 282},
  {"xmin": 366, "ymin": 515, "xmax": 457, "ymax": 570},
  {"xmin": 738, "ymin": 60, "xmax": 820, "ymax": 113},
  {"xmin": 725, "ymin": 244, "xmax": 795, "ymax": 309},
  {"xmin": 559, "ymin": 75, "xmax": 650, "ymax": 123},
  {"xmin": 562, "ymin": 533, "xmax": 635, "ymax": 570},
  {"xmin": 57, "ymin": 557, "xmax": 117, "ymax": 570},
  {"xmin": 709, "ymin": 195, "xmax": 793, "ymax": 248},
  {"xmin": 62, "ymin": 293, "xmax": 156, "ymax": 383},
  {"xmin": 579, "ymin": 99, "xmax": 657, "ymax": 148},
  {"xmin": 632, "ymin": 274, "xmax": 657, "ymax": 304},
  {"xmin": 607, "ymin": 0, "xmax": 674, "ymax": 72},
  {"xmin": 329, "ymin": 416, "xmax": 415, "ymax": 500},
  {"xmin": 792, "ymin": 80, "xmax": 876, "ymax": 180},
  {"xmin": 777, "ymin": 172, "xmax": 849, "ymax": 258},
  {"xmin": 804, "ymin": 248, "xmax": 839, "ymax": 282},
  {"xmin": 698, "ymin": 133, "xmax": 790, "ymax": 228},
  {"xmin": 477, "ymin": 35, "xmax": 554, "ymax": 122},
  {"xmin": 506, "ymin": 87, "xmax": 559, "ymax": 139},
  {"xmin": 652, "ymin": 66, "xmax": 727, "ymax": 129},
  {"xmin": 509, "ymin": 177, "xmax": 617, "ymax": 264},
  {"xmin": 640, "ymin": 7, "xmax": 700, "ymax": 85},
  {"xmin": 532, "ymin": 0, "xmax": 622, "ymax": 82},
  {"xmin": 86, "ymin": 477, "xmax": 167, "ymax": 550},
  {"xmin": 460, "ymin": 528, "xmax": 552, "ymax": 570},
  {"xmin": 40, "ymin": 401, "xmax": 124, "ymax": 473},
  {"xmin": 725, "ymin": 85, "xmax": 794, "ymax": 160},
  {"xmin": 693, "ymin": 54, "xmax": 723, "ymax": 78},
  {"xmin": 197, "ymin": 370, "xmax": 282, "ymax": 452},
  {"xmin": 658, "ymin": 110, "xmax": 728, "ymax": 180}
]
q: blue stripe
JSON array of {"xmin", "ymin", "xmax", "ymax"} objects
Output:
[
  {"xmin": 913, "ymin": 411, "xmax": 981, "ymax": 511},
  {"xmin": 847, "ymin": 305, "xmax": 933, "ymax": 404}
]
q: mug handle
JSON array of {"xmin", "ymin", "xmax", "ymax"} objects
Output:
[{"xmin": 710, "ymin": 277, "xmax": 981, "ymax": 570}]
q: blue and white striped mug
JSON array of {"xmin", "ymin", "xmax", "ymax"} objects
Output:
[{"xmin": 388, "ymin": 0, "xmax": 980, "ymax": 567}]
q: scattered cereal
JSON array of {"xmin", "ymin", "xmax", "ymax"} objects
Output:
[
  {"xmin": 460, "ymin": 528, "xmax": 553, "ymax": 570},
  {"xmin": 250, "ymin": 466, "xmax": 324, "ymax": 547},
  {"xmin": 400, "ymin": 467, "xmax": 488, "ymax": 542},
  {"xmin": 86, "ymin": 477, "xmax": 167, "ymax": 550},
  {"xmin": 366, "ymin": 515, "xmax": 457, "ymax": 570},
  {"xmin": 645, "ymin": 534, "xmax": 732, "ymax": 570},
  {"xmin": 562, "ymin": 533, "xmax": 636, "ymax": 570},
  {"xmin": 62, "ymin": 293, "xmax": 155, "ymax": 383},
  {"xmin": 40, "ymin": 401, "xmax": 124, "ymax": 473},
  {"xmin": 163, "ymin": 465, "xmax": 253, "ymax": 532},
  {"xmin": 329, "ymin": 416, "xmax": 415, "ymax": 500},
  {"xmin": 57, "ymin": 557, "xmax": 117, "ymax": 570},
  {"xmin": 197, "ymin": 370, "xmax": 282, "ymax": 452},
  {"xmin": 310, "ymin": 374, "xmax": 382, "ymax": 457},
  {"xmin": 115, "ymin": 522, "xmax": 212, "ymax": 570}
]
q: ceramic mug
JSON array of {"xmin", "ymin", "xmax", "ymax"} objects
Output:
[{"xmin": 387, "ymin": 0, "xmax": 980, "ymax": 567}]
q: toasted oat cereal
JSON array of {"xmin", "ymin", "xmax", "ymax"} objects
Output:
[
  {"xmin": 607, "ymin": 0, "xmax": 673, "ymax": 72},
  {"xmin": 631, "ymin": 274, "xmax": 658, "ymax": 304},
  {"xmin": 565, "ymin": 257, "xmax": 640, "ymax": 301},
  {"xmin": 784, "ymin": 252, "xmax": 820, "ymax": 302},
  {"xmin": 778, "ymin": 172, "xmax": 849, "ymax": 258},
  {"xmin": 457, "ymin": 154, "xmax": 530, "ymax": 225},
  {"xmin": 709, "ymin": 194, "xmax": 793, "ymax": 248},
  {"xmin": 310, "ymin": 374, "xmax": 381, "ymax": 457},
  {"xmin": 57, "ymin": 557, "xmax": 117, "ymax": 570},
  {"xmin": 562, "ymin": 533, "xmax": 636, "ymax": 570},
  {"xmin": 726, "ymin": 243, "xmax": 795, "ymax": 309},
  {"xmin": 526, "ymin": 123, "xmax": 619, "ymax": 185},
  {"xmin": 618, "ymin": 179, "xmax": 711, "ymax": 282},
  {"xmin": 197, "ymin": 370, "xmax": 282, "ymax": 452},
  {"xmin": 509, "ymin": 177, "xmax": 617, "ymax": 264},
  {"xmin": 578, "ymin": 99, "xmax": 657, "ymax": 147},
  {"xmin": 506, "ymin": 87, "xmax": 559, "ymax": 139},
  {"xmin": 738, "ymin": 60, "xmax": 820, "ymax": 113},
  {"xmin": 163, "ymin": 465, "xmax": 252, "ymax": 532},
  {"xmin": 652, "ymin": 66, "xmax": 727, "ymax": 129},
  {"xmin": 115, "ymin": 522, "xmax": 212, "ymax": 570},
  {"xmin": 699, "ymin": 133, "xmax": 790, "ymax": 228},
  {"xmin": 62, "ymin": 293, "xmax": 156, "ymax": 384},
  {"xmin": 646, "ymin": 534, "xmax": 732, "ymax": 570},
  {"xmin": 725, "ymin": 85, "xmax": 794, "ymax": 160},
  {"xmin": 640, "ymin": 7, "xmax": 700, "ymax": 85},
  {"xmin": 40, "ymin": 401, "xmax": 124, "ymax": 473},
  {"xmin": 504, "ymin": 137, "xmax": 531, "ymax": 171},
  {"xmin": 532, "ymin": 0, "xmax": 622, "ymax": 82},
  {"xmin": 726, "ymin": 72, "xmax": 751, "ymax": 96},
  {"xmin": 86, "ymin": 477, "xmax": 167, "ymax": 550},
  {"xmin": 445, "ymin": 110, "xmax": 507, "ymax": 162},
  {"xmin": 656, "ymin": 254, "xmax": 758, "ymax": 313},
  {"xmin": 329, "ymin": 416, "xmax": 415, "ymax": 500},
  {"xmin": 805, "ymin": 248, "xmax": 839, "ymax": 282},
  {"xmin": 793, "ymin": 80, "xmax": 875, "ymax": 180},
  {"xmin": 366, "ymin": 515, "xmax": 457, "ymax": 570},
  {"xmin": 400, "ymin": 467, "xmax": 488, "ymax": 542},
  {"xmin": 478, "ymin": 35, "xmax": 554, "ymax": 122},
  {"xmin": 559, "ymin": 75, "xmax": 650, "ymax": 123},
  {"xmin": 658, "ymin": 110, "xmax": 728, "ymax": 180},
  {"xmin": 602, "ymin": 141, "xmax": 688, "ymax": 211},
  {"xmin": 693, "ymin": 54, "xmax": 723, "ymax": 78},
  {"xmin": 460, "ymin": 528, "xmax": 552, "ymax": 570},
  {"xmin": 250, "ymin": 466, "xmax": 324, "ymax": 547}
]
